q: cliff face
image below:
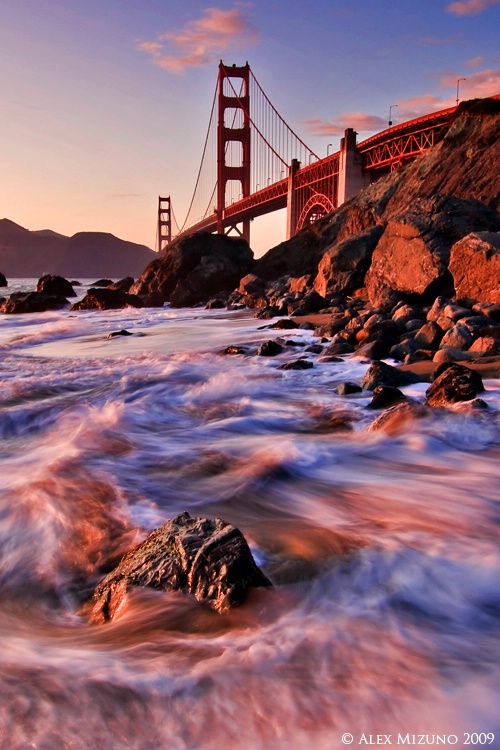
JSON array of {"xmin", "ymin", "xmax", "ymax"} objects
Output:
[
  {"xmin": 254, "ymin": 99, "xmax": 500, "ymax": 306},
  {"xmin": 0, "ymin": 220, "xmax": 157, "ymax": 278}
]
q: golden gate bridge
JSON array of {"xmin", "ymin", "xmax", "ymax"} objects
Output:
[{"xmin": 157, "ymin": 61, "xmax": 464, "ymax": 253}]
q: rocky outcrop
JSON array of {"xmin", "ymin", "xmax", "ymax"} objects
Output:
[
  {"xmin": 0, "ymin": 272, "xmax": 7, "ymax": 287},
  {"xmin": 36, "ymin": 274, "xmax": 76, "ymax": 298},
  {"xmin": 449, "ymin": 231, "xmax": 500, "ymax": 306},
  {"xmin": 91, "ymin": 512, "xmax": 272, "ymax": 622},
  {"xmin": 131, "ymin": 232, "xmax": 253, "ymax": 308},
  {"xmin": 70, "ymin": 288, "xmax": 143, "ymax": 311}
]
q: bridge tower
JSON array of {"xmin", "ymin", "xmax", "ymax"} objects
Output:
[
  {"xmin": 157, "ymin": 196, "xmax": 172, "ymax": 253},
  {"xmin": 217, "ymin": 62, "xmax": 251, "ymax": 243}
]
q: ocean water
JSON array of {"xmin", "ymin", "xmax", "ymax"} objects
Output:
[{"xmin": 0, "ymin": 280, "xmax": 499, "ymax": 749}]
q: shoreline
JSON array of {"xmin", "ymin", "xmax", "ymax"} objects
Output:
[{"xmin": 297, "ymin": 313, "xmax": 500, "ymax": 380}]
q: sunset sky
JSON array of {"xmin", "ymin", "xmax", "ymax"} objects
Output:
[{"xmin": 1, "ymin": 0, "xmax": 499, "ymax": 256}]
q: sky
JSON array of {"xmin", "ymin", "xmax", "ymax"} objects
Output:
[{"xmin": 1, "ymin": 0, "xmax": 499, "ymax": 257}]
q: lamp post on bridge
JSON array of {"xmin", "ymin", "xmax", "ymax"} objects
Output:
[
  {"xmin": 456, "ymin": 78, "xmax": 466, "ymax": 106},
  {"xmin": 327, "ymin": 143, "xmax": 333, "ymax": 156},
  {"xmin": 389, "ymin": 104, "xmax": 398, "ymax": 127}
]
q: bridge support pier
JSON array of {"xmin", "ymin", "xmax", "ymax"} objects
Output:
[
  {"xmin": 286, "ymin": 159, "xmax": 300, "ymax": 240},
  {"xmin": 337, "ymin": 129, "xmax": 369, "ymax": 205},
  {"xmin": 157, "ymin": 196, "xmax": 172, "ymax": 253},
  {"xmin": 217, "ymin": 62, "xmax": 251, "ymax": 243}
]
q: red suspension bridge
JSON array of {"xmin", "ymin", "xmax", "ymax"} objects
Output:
[{"xmin": 157, "ymin": 62, "xmax": 464, "ymax": 253}]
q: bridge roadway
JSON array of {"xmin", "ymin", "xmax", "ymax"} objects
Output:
[{"xmin": 173, "ymin": 101, "xmax": 488, "ymax": 242}]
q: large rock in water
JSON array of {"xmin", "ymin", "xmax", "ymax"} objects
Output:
[
  {"xmin": 449, "ymin": 231, "xmax": 500, "ymax": 306},
  {"xmin": 91, "ymin": 512, "xmax": 272, "ymax": 622},
  {"xmin": 131, "ymin": 232, "xmax": 254, "ymax": 307},
  {"xmin": 37, "ymin": 274, "xmax": 76, "ymax": 298}
]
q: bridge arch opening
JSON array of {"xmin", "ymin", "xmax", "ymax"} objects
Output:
[
  {"xmin": 224, "ymin": 108, "xmax": 244, "ymax": 129},
  {"xmin": 226, "ymin": 179, "xmax": 244, "ymax": 205},
  {"xmin": 296, "ymin": 193, "xmax": 336, "ymax": 232},
  {"xmin": 225, "ymin": 140, "xmax": 243, "ymax": 168}
]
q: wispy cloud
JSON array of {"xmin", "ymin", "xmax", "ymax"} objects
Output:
[
  {"xmin": 466, "ymin": 55, "xmax": 486, "ymax": 67},
  {"xmin": 419, "ymin": 33, "xmax": 461, "ymax": 45},
  {"xmin": 303, "ymin": 113, "xmax": 388, "ymax": 137},
  {"xmin": 439, "ymin": 67, "xmax": 500, "ymax": 98},
  {"xmin": 446, "ymin": 0, "xmax": 500, "ymax": 16},
  {"xmin": 137, "ymin": 7, "xmax": 259, "ymax": 74}
]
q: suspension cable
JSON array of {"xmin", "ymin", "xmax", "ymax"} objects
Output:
[
  {"xmin": 250, "ymin": 70, "xmax": 319, "ymax": 159},
  {"xmin": 178, "ymin": 81, "xmax": 218, "ymax": 233},
  {"xmin": 225, "ymin": 76, "xmax": 288, "ymax": 167}
]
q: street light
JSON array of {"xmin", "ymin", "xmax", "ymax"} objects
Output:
[
  {"xmin": 456, "ymin": 77, "xmax": 466, "ymax": 106},
  {"xmin": 389, "ymin": 104, "xmax": 398, "ymax": 127},
  {"xmin": 309, "ymin": 153, "xmax": 315, "ymax": 164},
  {"xmin": 327, "ymin": 143, "xmax": 333, "ymax": 156}
]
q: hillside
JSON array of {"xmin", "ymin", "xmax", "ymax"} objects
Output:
[{"xmin": 0, "ymin": 220, "xmax": 157, "ymax": 278}]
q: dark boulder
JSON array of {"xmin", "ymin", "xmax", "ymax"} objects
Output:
[
  {"xmin": 335, "ymin": 382, "xmax": 362, "ymax": 395},
  {"xmin": 277, "ymin": 359, "xmax": 314, "ymax": 370},
  {"xmin": 0, "ymin": 272, "xmax": 7, "ymax": 287},
  {"xmin": 91, "ymin": 278, "xmax": 114, "ymax": 287},
  {"xmin": 70, "ymin": 288, "xmax": 143, "ymax": 311},
  {"xmin": 1, "ymin": 292, "xmax": 68, "ymax": 314},
  {"xmin": 426, "ymin": 363, "xmax": 484, "ymax": 406},
  {"xmin": 367, "ymin": 385, "xmax": 407, "ymax": 409},
  {"xmin": 131, "ymin": 232, "xmax": 253, "ymax": 308},
  {"xmin": 36, "ymin": 274, "xmax": 76, "ymax": 298},
  {"xmin": 361, "ymin": 360, "xmax": 422, "ymax": 391},
  {"xmin": 91, "ymin": 512, "xmax": 272, "ymax": 622},
  {"xmin": 413, "ymin": 321, "xmax": 445, "ymax": 349},
  {"xmin": 267, "ymin": 318, "xmax": 300, "ymax": 330},
  {"xmin": 257, "ymin": 340, "xmax": 284, "ymax": 356}
]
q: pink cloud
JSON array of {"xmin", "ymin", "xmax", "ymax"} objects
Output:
[
  {"xmin": 303, "ymin": 113, "xmax": 388, "ymax": 137},
  {"xmin": 440, "ymin": 68, "xmax": 500, "ymax": 98},
  {"xmin": 446, "ymin": 0, "xmax": 500, "ymax": 15},
  {"xmin": 466, "ymin": 56, "xmax": 486, "ymax": 67},
  {"xmin": 137, "ymin": 7, "xmax": 259, "ymax": 74}
]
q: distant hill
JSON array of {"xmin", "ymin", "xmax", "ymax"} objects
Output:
[{"xmin": 0, "ymin": 219, "xmax": 157, "ymax": 278}]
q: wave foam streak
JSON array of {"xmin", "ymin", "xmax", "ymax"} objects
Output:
[{"xmin": 0, "ymin": 307, "xmax": 498, "ymax": 748}]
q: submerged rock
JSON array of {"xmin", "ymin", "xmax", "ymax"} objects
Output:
[{"xmin": 91, "ymin": 512, "xmax": 272, "ymax": 622}]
